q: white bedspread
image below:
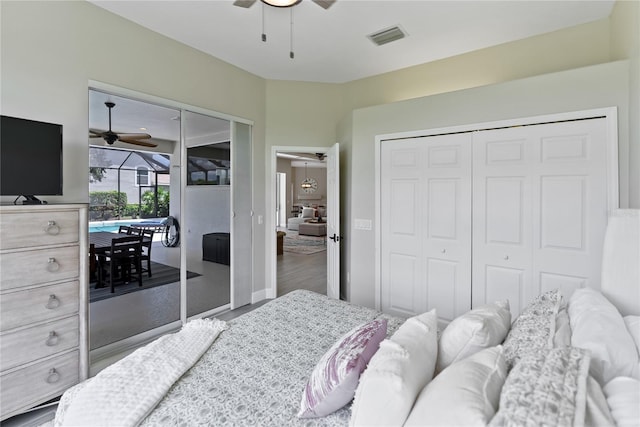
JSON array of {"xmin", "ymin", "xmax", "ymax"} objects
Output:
[{"xmin": 56, "ymin": 318, "xmax": 227, "ymax": 427}]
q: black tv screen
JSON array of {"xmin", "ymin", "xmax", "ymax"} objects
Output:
[{"xmin": 1, "ymin": 115, "xmax": 63, "ymax": 197}]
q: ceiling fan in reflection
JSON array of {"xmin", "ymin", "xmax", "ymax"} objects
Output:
[{"xmin": 90, "ymin": 101, "xmax": 157, "ymax": 148}]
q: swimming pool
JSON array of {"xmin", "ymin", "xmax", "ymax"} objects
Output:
[
  {"xmin": 88, "ymin": 219, "xmax": 165, "ymax": 234},
  {"xmin": 88, "ymin": 225, "xmax": 121, "ymax": 233}
]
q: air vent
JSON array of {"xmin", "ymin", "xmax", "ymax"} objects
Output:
[{"xmin": 367, "ymin": 25, "xmax": 406, "ymax": 46}]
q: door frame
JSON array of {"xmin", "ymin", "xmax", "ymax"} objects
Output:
[
  {"xmin": 268, "ymin": 146, "xmax": 330, "ymax": 299},
  {"xmin": 374, "ymin": 107, "xmax": 619, "ymax": 311}
]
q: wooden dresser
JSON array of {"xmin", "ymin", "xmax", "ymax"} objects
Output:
[{"xmin": 0, "ymin": 204, "xmax": 88, "ymax": 421}]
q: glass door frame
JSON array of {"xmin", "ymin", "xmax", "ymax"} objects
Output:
[{"xmin": 88, "ymin": 80, "xmax": 254, "ymax": 359}]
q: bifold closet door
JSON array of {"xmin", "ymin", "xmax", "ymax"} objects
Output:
[
  {"xmin": 472, "ymin": 118, "xmax": 609, "ymax": 316},
  {"xmin": 381, "ymin": 134, "xmax": 472, "ymax": 320}
]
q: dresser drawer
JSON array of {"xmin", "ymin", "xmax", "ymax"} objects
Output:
[
  {"xmin": 0, "ymin": 350, "xmax": 79, "ymax": 419},
  {"xmin": 0, "ymin": 316, "xmax": 79, "ymax": 371},
  {"xmin": 0, "ymin": 210, "xmax": 79, "ymax": 250},
  {"xmin": 0, "ymin": 281, "xmax": 79, "ymax": 332},
  {"xmin": 0, "ymin": 245, "xmax": 79, "ymax": 291}
]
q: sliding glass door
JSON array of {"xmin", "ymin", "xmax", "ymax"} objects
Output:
[
  {"xmin": 184, "ymin": 111, "xmax": 232, "ymax": 317},
  {"xmin": 88, "ymin": 84, "xmax": 253, "ymax": 361}
]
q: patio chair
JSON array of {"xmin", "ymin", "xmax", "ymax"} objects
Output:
[
  {"xmin": 137, "ymin": 229, "xmax": 154, "ymax": 277},
  {"xmin": 118, "ymin": 225, "xmax": 134, "ymax": 234},
  {"xmin": 96, "ymin": 235, "xmax": 143, "ymax": 293}
]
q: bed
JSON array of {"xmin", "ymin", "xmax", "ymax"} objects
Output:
[{"xmin": 53, "ymin": 210, "xmax": 640, "ymax": 427}]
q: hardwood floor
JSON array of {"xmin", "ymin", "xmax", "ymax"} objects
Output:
[{"xmin": 277, "ymin": 234, "xmax": 327, "ymax": 297}]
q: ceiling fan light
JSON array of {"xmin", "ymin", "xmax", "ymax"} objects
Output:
[{"xmin": 261, "ymin": 0, "xmax": 301, "ymax": 7}]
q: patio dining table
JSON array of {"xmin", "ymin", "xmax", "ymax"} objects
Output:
[
  {"xmin": 89, "ymin": 232, "xmax": 151, "ymax": 286},
  {"xmin": 89, "ymin": 231, "xmax": 132, "ymax": 253}
]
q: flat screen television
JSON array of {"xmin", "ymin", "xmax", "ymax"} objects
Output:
[{"xmin": 1, "ymin": 115, "xmax": 63, "ymax": 202}]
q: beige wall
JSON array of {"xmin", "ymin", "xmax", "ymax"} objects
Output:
[
  {"xmin": 0, "ymin": 0, "xmax": 268, "ymax": 292},
  {"xmin": 610, "ymin": 0, "xmax": 640, "ymax": 208}
]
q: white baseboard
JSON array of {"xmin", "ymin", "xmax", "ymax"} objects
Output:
[{"xmin": 252, "ymin": 289, "xmax": 268, "ymax": 303}]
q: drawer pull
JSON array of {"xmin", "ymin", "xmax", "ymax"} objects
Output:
[
  {"xmin": 46, "ymin": 368, "xmax": 61, "ymax": 384},
  {"xmin": 45, "ymin": 221, "xmax": 61, "ymax": 236},
  {"xmin": 47, "ymin": 257, "xmax": 60, "ymax": 272},
  {"xmin": 45, "ymin": 294, "xmax": 61, "ymax": 309},
  {"xmin": 46, "ymin": 331, "xmax": 59, "ymax": 346}
]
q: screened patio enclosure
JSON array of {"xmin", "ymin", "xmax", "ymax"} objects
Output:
[{"xmin": 89, "ymin": 146, "xmax": 172, "ymax": 221}]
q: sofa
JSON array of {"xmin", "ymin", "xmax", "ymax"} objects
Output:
[{"xmin": 287, "ymin": 207, "xmax": 317, "ymax": 231}]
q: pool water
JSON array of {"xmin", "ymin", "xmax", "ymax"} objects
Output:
[{"xmin": 89, "ymin": 225, "xmax": 121, "ymax": 233}]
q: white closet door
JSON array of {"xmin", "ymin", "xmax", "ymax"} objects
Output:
[
  {"xmin": 472, "ymin": 118, "xmax": 609, "ymax": 316},
  {"xmin": 381, "ymin": 134, "xmax": 472, "ymax": 320},
  {"xmin": 472, "ymin": 128, "xmax": 534, "ymax": 316}
]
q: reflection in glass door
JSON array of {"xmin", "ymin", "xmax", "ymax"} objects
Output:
[{"xmin": 184, "ymin": 110, "xmax": 232, "ymax": 317}]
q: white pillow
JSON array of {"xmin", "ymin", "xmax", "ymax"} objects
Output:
[
  {"xmin": 624, "ymin": 315, "xmax": 640, "ymax": 353},
  {"xmin": 436, "ymin": 300, "xmax": 511, "ymax": 373},
  {"xmin": 301, "ymin": 207, "xmax": 315, "ymax": 218},
  {"xmin": 569, "ymin": 288, "xmax": 639, "ymax": 385},
  {"xmin": 350, "ymin": 309, "xmax": 438, "ymax": 427},
  {"xmin": 585, "ymin": 375, "xmax": 615, "ymax": 427},
  {"xmin": 624, "ymin": 316, "xmax": 640, "ymax": 380},
  {"xmin": 405, "ymin": 346, "xmax": 507, "ymax": 427},
  {"xmin": 603, "ymin": 376, "xmax": 640, "ymax": 427}
]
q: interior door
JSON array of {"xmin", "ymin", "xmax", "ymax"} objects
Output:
[
  {"xmin": 326, "ymin": 143, "xmax": 340, "ymax": 300},
  {"xmin": 472, "ymin": 118, "xmax": 609, "ymax": 316}
]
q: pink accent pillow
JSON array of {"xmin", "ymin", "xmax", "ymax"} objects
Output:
[{"xmin": 298, "ymin": 319, "xmax": 387, "ymax": 418}]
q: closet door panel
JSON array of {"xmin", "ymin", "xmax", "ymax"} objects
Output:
[
  {"xmin": 426, "ymin": 258, "xmax": 458, "ymax": 321},
  {"xmin": 381, "ymin": 140, "xmax": 425, "ymax": 317},
  {"xmin": 381, "ymin": 134, "xmax": 471, "ymax": 320},
  {"xmin": 386, "ymin": 254, "xmax": 419, "ymax": 315},
  {"xmin": 423, "ymin": 135, "xmax": 472, "ymax": 321},
  {"xmin": 485, "ymin": 177, "xmax": 526, "ymax": 246},
  {"xmin": 485, "ymin": 265, "xmax": 525, "ymax": 315},
  {"xmin": 473, "ymin": 130, "xmax": 533, "ymax": 315},
  {"xmin": 532, "ymin": 119, "xmax": 608, "ymax": 298},
  {"xmin": 473, "ymin": 118, "xmax": 609, "ymax": 314}
]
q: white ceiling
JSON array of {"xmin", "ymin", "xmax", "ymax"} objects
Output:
[{"xmin": 89, "ymin": 0, "xmax": 615, "ymax": 84}]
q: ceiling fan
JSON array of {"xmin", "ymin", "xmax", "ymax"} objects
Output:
[
  {"xmin": 233, "ymin": 0, "xmax": 336, "ymax": 9},
  {"xmin": 90, "ymin": 101, "xmax": 157, "ymax": 148}
]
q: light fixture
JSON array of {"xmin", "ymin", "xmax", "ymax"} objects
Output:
[
  {"xmin": 261, "ymin": 0, "xmax": 301, "ymax": 7},
  {"xmin": 301, "ymin": 162, "xmax": 313, "ymax": 189}
]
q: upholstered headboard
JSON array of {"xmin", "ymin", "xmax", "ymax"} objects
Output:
[{"xmin": 600, "ymin": 209, "xmax": 640, "ymax": 316}]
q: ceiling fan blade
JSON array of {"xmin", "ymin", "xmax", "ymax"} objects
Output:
[
  {"xmin": 116, "ymin": 133, "xmax": 152, "ymax": 140},
  {"xmin": 233, "ymin": 0, "xmax": 257, "ymax": 7},
  {"xmin": 312, "ymin": 0, "xmax": 336, "ymax": 9},
  {"xmin": 117, "ymin": 137, "xmax": 158, "ymax": 148},
  {"xmin": 89, "ymin": 134, "xmax": 103, "ymax": 138}
]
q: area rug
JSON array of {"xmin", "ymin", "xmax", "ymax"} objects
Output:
[
  {"xmin": 90, "ymin": 262, "xmax": 200, "ymax": 303},
  {"xmin": 283, "ymin": 233, "xmax": 327, "ymax": 255}
]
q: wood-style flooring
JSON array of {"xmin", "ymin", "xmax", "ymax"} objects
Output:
[{"xmin": 277, "ymin": 248, "xmax": 327, "ymax": 296}]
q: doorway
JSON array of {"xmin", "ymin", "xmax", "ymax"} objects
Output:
[{"xmin": 270, "ymin": 145, "xmax": 340, "ymax": 299}]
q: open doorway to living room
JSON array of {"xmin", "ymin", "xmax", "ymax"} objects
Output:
[{"xmin": 275, "ymin": 151, "xmax": 327, "ymax": 296}]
